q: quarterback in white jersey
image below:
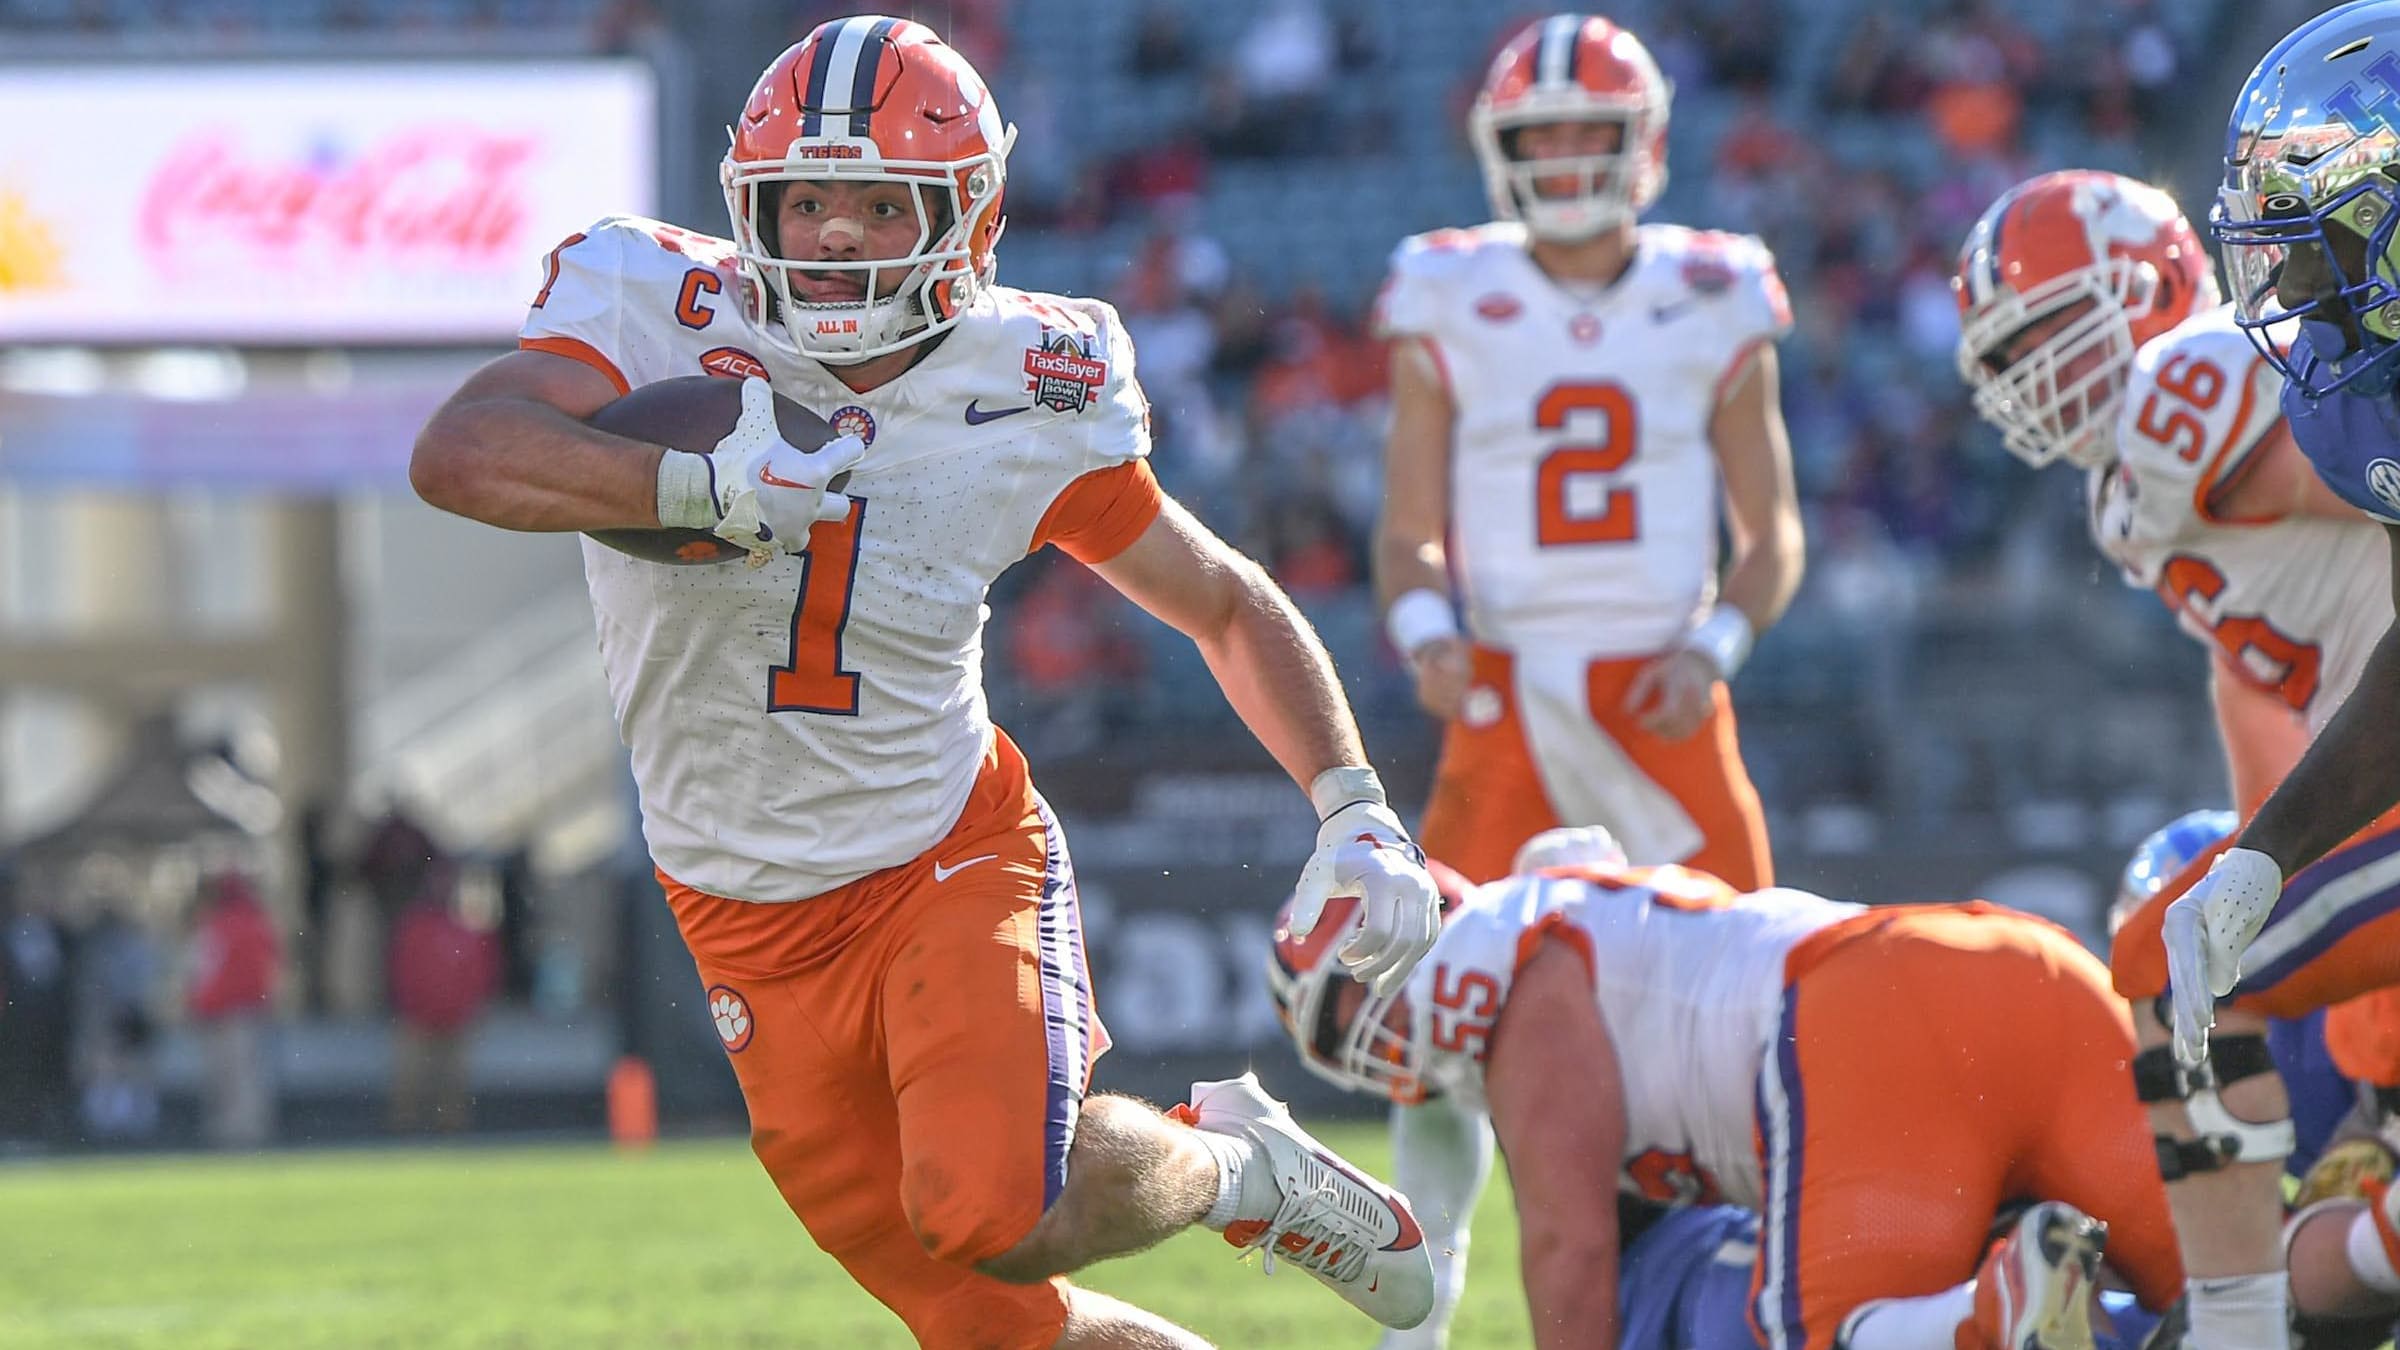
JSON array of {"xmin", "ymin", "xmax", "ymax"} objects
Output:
[
  {"xmin": 1375, "ymin": 13, "xmax": 1804, "ymax": 890},
  {"xmin": 1268, "ymin": 828, "xmax": 2185, "ymax": 1350},
  {"xmin": 1957, "ymin": 167, "xmax": 2400, "ymax": 1349},
  {"xmin": 409, "ymin": 16, "xmax": 1444, "ymax": 1348}
]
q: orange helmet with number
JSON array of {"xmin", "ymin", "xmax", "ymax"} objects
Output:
[
  {"xmin": 1953, "ymin": 170, "xmax": 2218, "ymax": 470},
  {"xmin": 721, "ymin": 15, "xmax": 1012, "ymax": 363},
  {"xmin": 1470, "ymin": 15, "xmax": 1672, "ymax": 241},
  {"xmin": 1266, "ymin": 859, "xmax": 1474, "ymax": 1103}
]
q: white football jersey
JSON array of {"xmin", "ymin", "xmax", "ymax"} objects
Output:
[
  {"xmin": 523, "ymin": 216, "xmax": 1152, "ymax": 901},
  {"xmin": 2094, "ymin": 304, "xmax": 2390, "ymax": 731},
  {"xmin": 1376, "ymin": 222, "xmax": 1792, "ymax": 656},
  {"xmin": 1408, "ymin": 867, "xmax": 1861, "ymax": 1211}
]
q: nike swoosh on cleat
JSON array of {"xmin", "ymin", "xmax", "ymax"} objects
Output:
[
  {"xmin": 932, "ymin": 853, "xmax": 999, "ymax": 882},
  {"xmin": 963, "ymin": 400, "xmax": 1032, "ymax": 425}
]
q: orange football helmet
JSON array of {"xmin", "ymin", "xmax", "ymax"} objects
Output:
[
  {"xmin": 1266, "ymin": 858, "xmax": 1473, "ymax": 1103},
  {"xmin": 721, "ymin": 15, "xmax": 1012, "ymax": 363},
  {"xmin": 1953, "ymin": 170, "xmax": 2218, "ymax": 469},
  {"xmin": 1470, "ymin": 15, "xmax": 1671, "ymax": 241}
]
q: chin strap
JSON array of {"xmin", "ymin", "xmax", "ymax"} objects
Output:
[{"xmin": 2134, "ymin": 1032, "xmax": 2295, "ymax": 1180}]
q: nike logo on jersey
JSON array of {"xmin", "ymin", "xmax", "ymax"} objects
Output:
[
  {"xmin": 1650, "ymin": 298, "xmax": 1703, "ymax": 323},
  {"xmin": 932, "ymin": 853, "xmax": 999, "ymax": 882},
  {"xmin": 963, "ymin": 400, "xmax": 1032, "ymax": 425}
]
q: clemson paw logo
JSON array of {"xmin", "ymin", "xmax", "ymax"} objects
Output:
[{"xmin": 706, "ymin": 984, "xmax": 754, "ymax": 1053}]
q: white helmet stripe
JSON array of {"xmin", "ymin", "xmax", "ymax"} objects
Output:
[
  {"xmin": 820, "ymin": 16, "xmax": 881, "ymax": 134},
  {"xmin": 1537, "ymin": 14, "xmax": 1584, "ymax": 89}
]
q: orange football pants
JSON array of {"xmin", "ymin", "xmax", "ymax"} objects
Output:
[
  {"xmin": 1751, "ymin": 904, "xmax": 2183, "ymax": 1350},
  {"xmin": 1418, "ymin": 645, "xmax": 1772, "ymax": 887},
  {"xmin": 661, "ymin": 732, "xmax": 1106, "ymax": 1350},
  {"xmin": 2111, "ymin": 802, "xmax": 2400, "ymax": 1026}
]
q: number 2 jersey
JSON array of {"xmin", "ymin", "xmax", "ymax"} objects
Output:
[
  {"xmin": 1407, "ymin": 867, "xmax": 1862, "ymax": 1211},
  {"xmin": 522, "ymin": 216, "xmax": 1159, "ymax": 902},
  {"xmin": 2092, "ymin": 304, "xmax": 2390, "ymax": 732},
  {"xmin": 1374, "ymin": 221, "xmax": 1792, "ymax": 657}
]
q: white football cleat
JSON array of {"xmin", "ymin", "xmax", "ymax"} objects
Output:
[
  {"xmin": 1179, "ymin": 1072, "xmax": 1434, "ymax": 1330},
  {"xmin": 1973, "ymin": 1201, "xmax": 2107, "ymax": 1350}
]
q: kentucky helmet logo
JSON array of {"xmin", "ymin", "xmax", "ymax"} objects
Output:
[{"xmin": 1023, "ymin": 327, "xmax": 1108, "ymax": 414}]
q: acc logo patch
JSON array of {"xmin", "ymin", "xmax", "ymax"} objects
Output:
[
  {"xmin": 2368, "ymin": 457, "xmax": 2400, "ymax": 519},
  {"xmin": 706, "ymin": 984, "xmax": 755, "ymax": 1053},
  {"xmin": 829, "ymin": 404, "xmax": 878, "ymax": 446},
  {"xmin": 1474, "ymin": 292, "xmax": 1522, "ymax": 323},
  {"xmin": 700, "ymin": 346, "xmax": 768, "ymax": 380},
  {"xmin": 1023, "ymin": 327, "xmax": 1108, "ymax": 413}
]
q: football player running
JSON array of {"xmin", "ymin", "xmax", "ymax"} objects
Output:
[
  {"xmin": 1270, "ymin": 827, "xmax": 2185, "ymax": 1350},
  {"xmin": 409, "ymin": 17, "xmax": 1439, "ymax": 1349},
  {"xmin": 1954, "ymin": 167, "xmax": 2400, "ymax": 1348},
  {"xmin": 1373, "ymin": 14, "xmax": 1804, "ymax": 888}
]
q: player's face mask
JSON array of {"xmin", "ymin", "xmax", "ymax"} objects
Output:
[
  {"xmin": 2212, "ymin": 5, "xmax": 2400, "ymax": 400},
  {"xmin": 721, "ymin": 16, "xmax": 1013, "ymax": 365}
]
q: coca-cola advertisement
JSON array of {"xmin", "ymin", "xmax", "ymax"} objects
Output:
[{"xmin": 0, "ymin": 63, "xmax": 655, "ymax": 343}]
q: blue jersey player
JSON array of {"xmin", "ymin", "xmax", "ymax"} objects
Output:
[{"xmin": 2175, "ymin": 0, "xmax": 2400, "ymax": 1067}]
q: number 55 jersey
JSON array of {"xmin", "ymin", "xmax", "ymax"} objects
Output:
[
  {"xmin": 522, "ymin": 216, "xmax": 1160, "ymax": 903},
  {"xmin": 2091, "ymin": 302, "xmax": 2390, "ymax": 735}
]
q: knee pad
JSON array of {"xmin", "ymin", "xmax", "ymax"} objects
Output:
[{"xmin": 2134, "ymin": 1034, "xmax": 2295, "ymax": 1179}]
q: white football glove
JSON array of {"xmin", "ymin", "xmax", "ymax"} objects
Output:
[
  {"xmin": 707, "ymin": 377, "xmax": 864, "ymax": 562},
  {"xmin": 1286, "ymin": 768, "xmax": 1441, "ymax": 998},
  {"xmin": 2161, "ymin": 845, "xmax": 2284, "ymax": 1066}
]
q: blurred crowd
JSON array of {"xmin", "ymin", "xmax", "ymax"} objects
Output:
[
  {"xmin": 962, "ymin": 0, "xmax": 2218, "ymax": 730},
  {"xmin": 0, "ymin": 812, "xmax": 516, "ymax": 1152}
]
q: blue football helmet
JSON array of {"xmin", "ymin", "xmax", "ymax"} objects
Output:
[
  {"xmin": 2213, "ymin": 1, "xmax": 2400, "ymax": 398},
  {"xmin": 2111, "ymin": 809, "xmax": 2240, "ymax": 935}
]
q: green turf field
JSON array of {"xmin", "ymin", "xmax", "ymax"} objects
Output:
[{"xmin": 0, "ymin": 1125, "xmax": 1531, "ymax": 1349}]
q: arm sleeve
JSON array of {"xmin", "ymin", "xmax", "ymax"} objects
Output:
[
  {"xmin": 518, "ymin": 220, "xmax": 632, "ymax": 395},
  {"xmin": 1713, "ymin": 237, "xmax": 1794, "ymax": 390},
  {"xmin": 1372, "ymin": 234, "xmax": 1449, "ymax": 341},
  {"xmin": 1029, "ymin": 459, "xmax": 1166, "ymax": 563},
  {"xmin": 1374, "ymin": 1098, "xmax": 1495, "ymax": 1350}
]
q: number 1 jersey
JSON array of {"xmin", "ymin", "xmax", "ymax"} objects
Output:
[
  {"xmin": 522, "ymin": 216, "xmax": 1158, "ymax": 902},
  {"xmin": 1375, "ymin": 221, "xmax": 1792, "ymax": 657}
]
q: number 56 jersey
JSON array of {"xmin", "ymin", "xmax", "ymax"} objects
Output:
[
  {"xmin": 1374, "ymin": 222, "xmax": 1792, "ymax": 657},
  {"xmin": 523, "ymin": 216, "xmax": 1159, "ymax": 903},
  {"xmin": 2094, "ymin": 304, "xmax": 2390, "ymax": 733}
]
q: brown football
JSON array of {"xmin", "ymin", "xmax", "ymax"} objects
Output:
[{"xmin": 584, "ymin": 376, "xmax": 839, "ymax": 565}]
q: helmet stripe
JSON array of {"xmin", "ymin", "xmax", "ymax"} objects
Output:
[
  {"xmin": 1981, "ymin": 197, "xmax": 2012, "ymax": 300},
  {"xmin": 798, "ymin": 22, "xmax": 844, "ymax": 137},
  {"xmin": 844, "ymin": 16, "xmax": 901, "ymax": 138},
  {"xmin": 1537, "ymin": 14, "xmax": 1583, "ymax": 88}
]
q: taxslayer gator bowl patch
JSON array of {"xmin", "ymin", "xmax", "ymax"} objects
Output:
[{"xmin": 1023, "ymin": 327, "xmax": 1107, "ymax": 413}]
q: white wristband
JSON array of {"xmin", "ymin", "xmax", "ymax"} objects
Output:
[
  {"xmin": 1681, "ymin": 606, "xmax": 1756, "ymax": 680},
  {"xmin": 656, "ymin": 449, "xmax": 719, "ymax": 530},
  {"xmin": 1309, "ymin": 765, "xmax": 1388, "ymax": 821},
  {"xmin": 1385, "ymin": 588, "xmax": 1460, "ymax": 657}
]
